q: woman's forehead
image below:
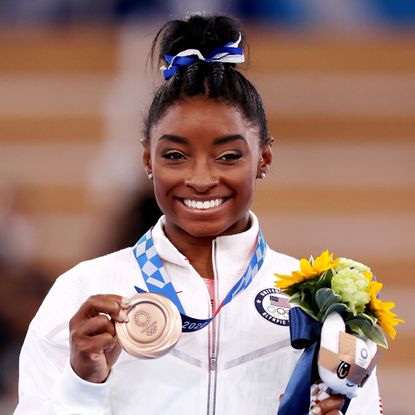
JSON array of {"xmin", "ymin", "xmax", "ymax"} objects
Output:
[{"xmin": 150, "ymin": 99, "xmax": 259, "ymax": 143}]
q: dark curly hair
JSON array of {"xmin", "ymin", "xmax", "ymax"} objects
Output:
[{"xmin": 143, "ymin": 14, "xmax": 269, "ymax": 144}]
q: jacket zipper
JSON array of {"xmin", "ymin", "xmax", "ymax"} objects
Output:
[{"xmin": 207, "ymin": 240, "xmax": 220, "ymax": 415}]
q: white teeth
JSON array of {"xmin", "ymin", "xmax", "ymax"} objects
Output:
[{"xmin": 183, "ymin": 198, "xmax": 225, "ymax": 210}]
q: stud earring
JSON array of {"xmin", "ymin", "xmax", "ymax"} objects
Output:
[
  {"xmin": 147, "ymin": 172, "xmax": 153, "ymax": 180},
  {"xmin": 259, "ymin": 171, "xmax": 266, "ymax": 179}
]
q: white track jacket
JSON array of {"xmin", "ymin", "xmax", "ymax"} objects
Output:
[{"xmin": 14, "ymin": 213, "xmax": 381, "ymax": 414}]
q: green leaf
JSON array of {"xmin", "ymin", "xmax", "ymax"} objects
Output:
[
  {"xmin": 315, "ymin": 288, "xmax": 343, "ymax": 322},
  {"xmin": 315, "ymin": 288, "xmax": 342, "ymax": 310},
  {"xmin": 300, "ymin": 290, "xmax": 316, "ymax": 311},
  {"xmin": 347, "ymin": 321, "xmax": 365, "ymax": 337},
  {"xmin": 321, "ymin": 303, "xmax": 348, "ymax": 322},
  {"xmin": 298, "ymin": 306, "xmax": 320, "ymax": 322},
  {"xmin": 345, "ymin": 314, "xmax": 375, "ymax": 327},
  {"xmin": 315, "ymin": 269, "xmax": 335, "ymax": 292},
  {"xmin": 346, "ymin": 319, "xmax": 388, "ymax": 349},
  {"xmin": 360, "ymin": 312, "xmax": 377, "ymax": 325},
  {"xmin": 362, "ymin": 325, "xmax": 388, "ymax": 349},
  {"xmin": 287, "ymin": 293, "xmax": 319, "ymax": 320},
  {"xmin": 288, "ymin": 294, "xmax": 305, "ymax": 308},
  {"xmin": 283, "ymin": 286, "xmax": 297, "ymax": 297},
  {"xmin": 290, "ymin": 297, "xmax": 315, "ymax": 315},
  {"xmin": 288, "ymin": 292, "xmax": 301, "ymax": 303}
]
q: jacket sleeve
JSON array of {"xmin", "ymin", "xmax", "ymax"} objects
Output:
[
  {"xmin": 13, "ymin": 265, "xmax": 112, "ymax": 415},
  {"xmin": 345, "ymin": 370, "xmax": 382, "ymax": 415}
]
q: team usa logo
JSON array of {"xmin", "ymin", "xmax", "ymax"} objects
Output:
[{"xmin": 254, "ymin": 288, "xmax": 290, "ymax": 326}]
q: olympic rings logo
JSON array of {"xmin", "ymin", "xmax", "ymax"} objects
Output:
[{"xmin": 267, "ymin": 305, "xmax": 288, "ymax": 317}]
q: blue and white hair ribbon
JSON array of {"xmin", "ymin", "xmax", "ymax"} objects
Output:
[{"xmin": 160, "ymin": 33, "xmax": 245, "ymax": 80}]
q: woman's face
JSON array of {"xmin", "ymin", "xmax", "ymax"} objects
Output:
[{"xmin": 143, "ymin": 98, "xmax": 271, "ymax": 241}]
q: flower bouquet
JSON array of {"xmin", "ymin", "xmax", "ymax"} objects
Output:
[{"xmin": 275, "ymin": 250, "xmax": 404, "ymax": 414}]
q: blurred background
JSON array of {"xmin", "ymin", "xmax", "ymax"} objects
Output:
[{"xmin": 0, "ymin": 0, "xmax": 414, "ymax": 414}]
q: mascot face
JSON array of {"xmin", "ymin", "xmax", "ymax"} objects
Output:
[{"xmin": 318, "ymin": 312, "xmax": 378, "ymax": 398}]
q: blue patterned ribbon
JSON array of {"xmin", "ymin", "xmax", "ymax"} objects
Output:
[
  {"xmin": 133, "ymin": 228, "xmax": 266, "ymax": 333},
  {"xmin": 278, "ymin": 308, "xmax": 350, "ymax": 414},
  {"xmin": 161, "ymin": 33, "xmax": 245, "ymax": 80}
]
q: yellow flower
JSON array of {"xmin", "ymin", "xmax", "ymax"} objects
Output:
[
  {"xmin": 369, "ymin": 280, "xmax": 404, "ymax": 340},
  {"xmin": 363, "ymin": 270, "xmax": 373, "ymax": 282},
  {"xmin": 275, "ymin": 250, "xmax": 339, "ymax": 290}
]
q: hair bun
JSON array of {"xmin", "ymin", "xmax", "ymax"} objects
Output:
[
  {"xmin": 153, "ymin": 14, "xmax": 246, "ymax": 66},
  {"xmin": 144, "ymin": 13, "xmax": 267, "ymax": 145}
]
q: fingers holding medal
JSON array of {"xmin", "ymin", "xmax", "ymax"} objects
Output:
[
  {"xmin": 69, "ymin": 294, "xmax": 129, "ymax": 383},
  {"xmin": 69, "ymin": 292, "xmax": 182, "ymax": 383}
]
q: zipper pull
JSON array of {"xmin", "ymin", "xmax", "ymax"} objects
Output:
[{"xmin": 210, "ymin": 353, "xmax": 217, "ymax": 371}]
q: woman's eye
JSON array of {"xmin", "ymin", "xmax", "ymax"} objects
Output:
[
  {"xmin": 218, "ymin": 152, "xmax": 242, "ymax": 161},
  {"xmin": 162, "ymin": 151, "xmax": 186, "ymax": 160}
]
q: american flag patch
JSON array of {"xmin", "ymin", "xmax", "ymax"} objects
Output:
[{"xmin": 269, "ymin": 295, "xmax": 290, "ymax": 308}]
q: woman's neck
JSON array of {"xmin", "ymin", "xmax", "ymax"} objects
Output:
[
  {"xmin": 164, "ymin": 226, "xmax": 215, "ymax": 279},
  {"xmin": 162, "ymin": 215, "xmax": 251, "ymax": 280}
]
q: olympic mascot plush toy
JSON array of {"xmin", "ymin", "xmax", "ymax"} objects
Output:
[
  {"xmin": 276, "ymin": 251, "xmax": 403, "ymax": 415},
  {"xmin": 311, "ymin": 311, "xmax": 380, "ymax": 407}
]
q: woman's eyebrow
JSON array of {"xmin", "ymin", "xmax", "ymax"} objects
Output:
[
  {"xmin": 159, "ymin": 134, "xmax": 188, "ymax": 144},
  {"xmin": 158, "ymin": 134, "xmax": 246, "ymax": 145},
  {"xmin": 213, "ymin": 134, "xmax": 246, "ymax": 145}
]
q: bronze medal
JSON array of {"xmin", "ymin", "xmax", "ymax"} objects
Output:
[{"xmin": 116, "ymin": 292, "xmax": 182, "ymax": 358}]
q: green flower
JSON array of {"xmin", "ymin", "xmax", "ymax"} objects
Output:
[
  {"xmin": 335, "ymin": 258, "xmax": 371, "ymax": 274},
  {"xmin": 331, "ymin": 268, "xmax": 370, "ymax": 315}
]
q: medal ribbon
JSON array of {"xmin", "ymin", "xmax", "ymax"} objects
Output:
[{"xmin": 133, "ymin": 228, "xmax": 266, "ymax": 333}]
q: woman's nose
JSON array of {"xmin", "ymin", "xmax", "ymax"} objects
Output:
[{"xmin": 184, "ymin": 170, "xmax": 219, "ymax": 193}]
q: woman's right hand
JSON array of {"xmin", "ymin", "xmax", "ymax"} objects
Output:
[{"xmin": 69, "ymin": 294, "xmax": 129, "ymax": 383}]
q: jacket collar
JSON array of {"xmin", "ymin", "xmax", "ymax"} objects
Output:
[{"xmin": 151, "ymin": 212, "xmax": 260, "ymax": 271}]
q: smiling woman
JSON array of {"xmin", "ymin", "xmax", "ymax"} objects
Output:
[
  {"xmin": 144, "ymin": 98, "xmax": 270, "ymax": 280},
  {"xmin": 145, "ymin": 98, "xmax": 271, "ymax": 269},
  {"xmin": 14, "ymin": 13, "xmax": 381, "ymax": 415}
]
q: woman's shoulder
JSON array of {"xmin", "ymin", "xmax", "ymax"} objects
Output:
[
  {"xmin": 55, "ymin": 246, "xmax": 140, "ymax": 296},
  {"xmin": 66, "ymin": 247, "xmax": 136, "ymax": 278},
  {"xmin": 30, "ymin": 247, "xmax": 137, "ymax": 335}
]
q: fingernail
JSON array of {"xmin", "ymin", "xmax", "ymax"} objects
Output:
[
  {"xmin": 121, "ymin": 297, "xmax": 131, "ymax": 307},
  {"xmin": 119, "ymin": 310, "xmax": 129, "ymax": 322},
  {"xmin": 311, "ymin": 407, "xmax": 321, "ymax": 415}
]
